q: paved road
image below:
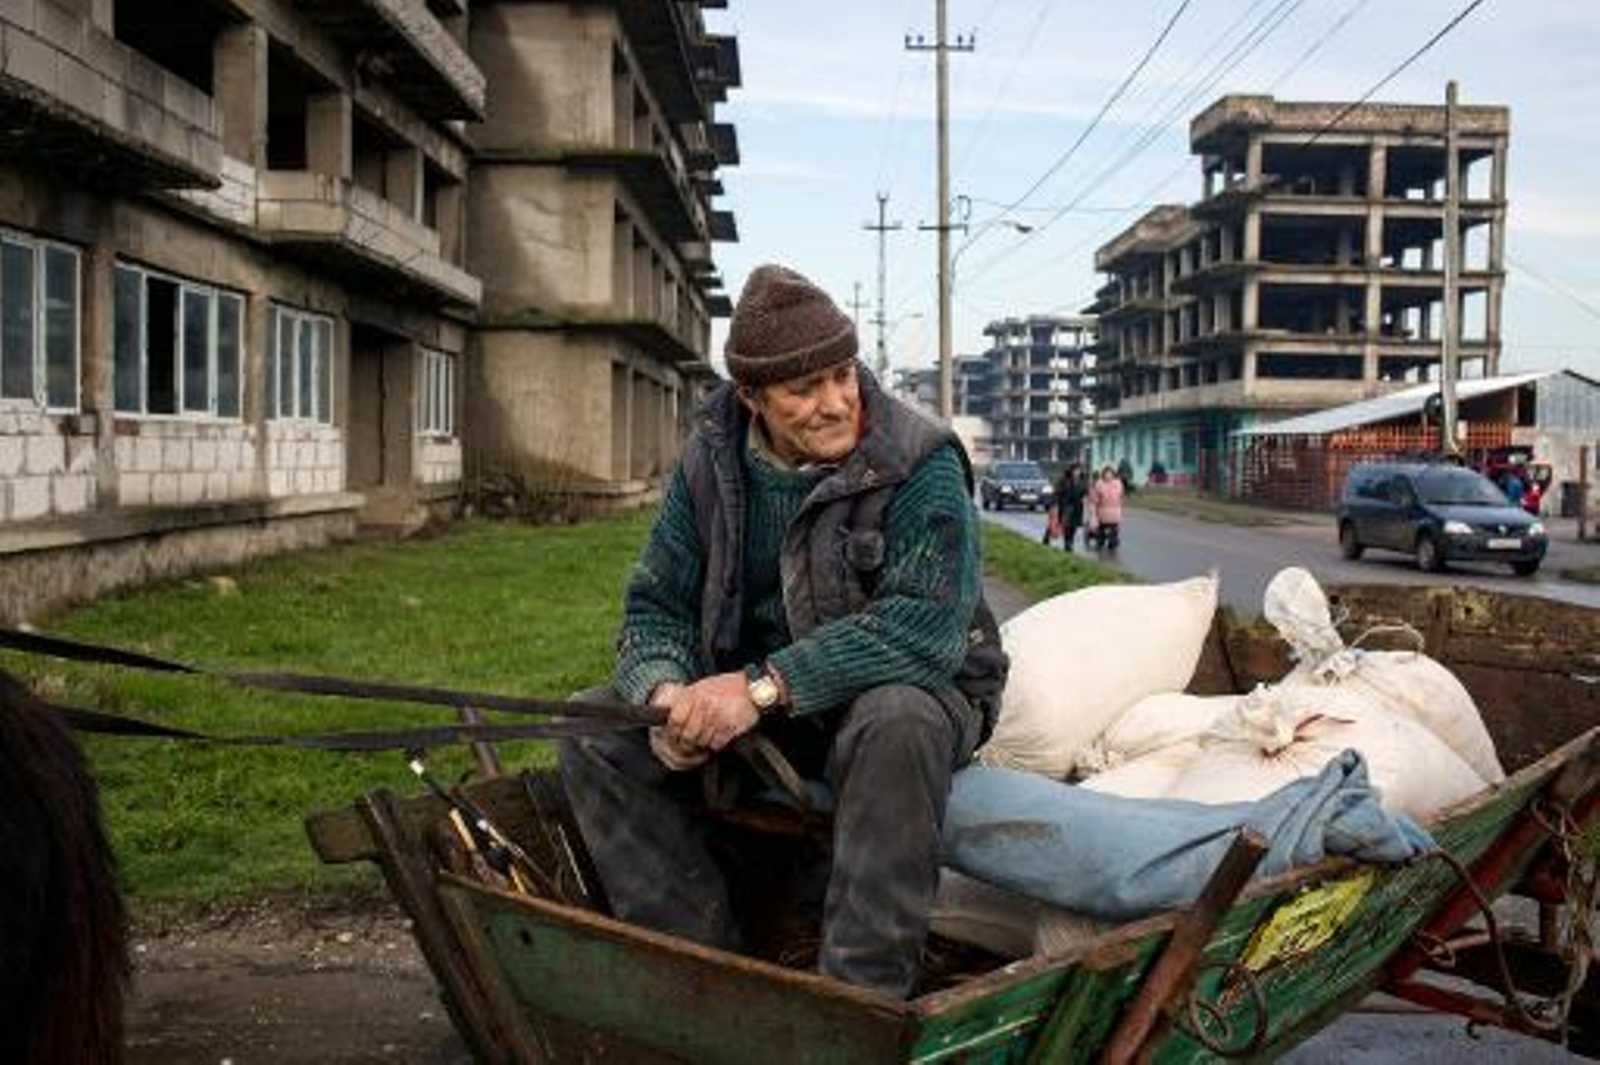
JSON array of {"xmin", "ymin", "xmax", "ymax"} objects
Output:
[{"xmin": 984, "ymin": 503, "xmax": 1600, "ymax": 613}]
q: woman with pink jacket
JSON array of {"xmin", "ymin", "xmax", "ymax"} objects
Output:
[{"xmin": 1086, "ymin": 465, "xmax": 1125, "ymax": 550}]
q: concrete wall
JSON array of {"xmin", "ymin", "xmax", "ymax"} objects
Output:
[
  {"xmin": 469, "ymin": 330, "xmax": 615, "ymax": 482},
  {"xmin": 114, "ymin": 421, "xmax": 259, "ymax": 507},
  {"xmin": 0, "ymin": 411, "xmax": 98, "ymax": 521},
  {"xmin": 470, "ymin": 4, "xmax": 616, "ymax": 152},
  {"xmin": 470, "ymin": 166, "xmax": 615, "ymax": 317}
]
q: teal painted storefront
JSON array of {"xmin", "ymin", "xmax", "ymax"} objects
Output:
[{"xmin": 1090, "ymin": 410, "xmax": 1267, "ymax": 488}]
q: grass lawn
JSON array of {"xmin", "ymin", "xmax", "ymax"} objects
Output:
[
  {"xmin": 1125, "ymin": 485, "xmax": 1314, "ymax": 527},
  {"xmin": 980, "ymin": 522, "xmax": 1129, "ymax": 602},
  {"xmin": 1560, "ymin": 565, "xmax": 1600, "ymax": 585},
  {"xmin": 5, "ymin": 509, "xmax": 1122, "ymax": 911}
]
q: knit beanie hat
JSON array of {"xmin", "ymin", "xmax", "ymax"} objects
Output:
[{"xmin": 724, "ymin": 264, "xmax": 858, "ymax": 387}]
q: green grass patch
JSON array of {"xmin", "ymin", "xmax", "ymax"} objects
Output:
[
  {"xmin": 981, "ymin": 522, "xmax": 1129, "ymax": 603},
  {"xmin": 4, "ymin": 515, "xmax": 652, "ymax": 906},
  {"xmin": 1125, "ymin": 485, "xmax": 1308, "ymax": 527},
  {"xmin": 8, "ymin": 507, "xmax": 1120, "ymax": 909}
]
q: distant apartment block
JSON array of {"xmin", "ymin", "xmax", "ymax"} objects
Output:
[
  {"xmin": 971, "ymin": 316, "xmax": 1097, "ymax": 465},
  {"xmin": 1088, "ymin": 94, "xmax": 1508, "ymax": 487}
]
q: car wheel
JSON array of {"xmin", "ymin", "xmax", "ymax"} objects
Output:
[
  {"xmin": 1415, "ymin": 532, "xmax": 1443, "ymax": 573},
  {"xmin": 1338, "ymin": 522, "xmax": 1364, "ymax": 560},
  {"xmin": 1512, "ymin": 559, "xmax": 1541, "ymax": 576}
]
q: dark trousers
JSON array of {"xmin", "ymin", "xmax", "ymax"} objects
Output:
[{"xmin": 559, "ymin": 683, "xmax": 979, "ymax": 998}]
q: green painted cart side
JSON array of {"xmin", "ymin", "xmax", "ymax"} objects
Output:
[{"xmin": 306, "ymin": 585, "xmax": 1600, "ymax": 1063}]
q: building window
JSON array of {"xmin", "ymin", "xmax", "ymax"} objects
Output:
[
  {"xmin": 114, "ymin": 263, "xmax": 243, "ymax": 418},
  {"xmin": 271, "ymin": 305, "xmax": 334, "ymax": 423},
  {"xmin": 418, "ymin": 348, "xmax": 456, "ymax": 436},
  {"xmin": 1, "ymin": 231, "xmax": 79, "ymax": 411}
]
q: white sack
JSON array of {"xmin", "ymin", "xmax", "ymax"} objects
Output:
[
  {"xmin": 1077, "ymin": 693, "xmax": 1238, "ymax": 774},
  {"xmin": 930, "ymin": 869, "xmax": 1041, "ymax": 959},
  {"xmin": 978, "ymin": 575, "xmax": 1219, "ymax": 778},
  {"xmin": 1172, "ymin": 685, "xmax": 1486, "ymax": 821},
  {"xmin": 1078, "ymin": 740, "xmax": 1203, "ymax": 799},
  {"xmin": 1339, "ymin": 651, "xmax": 1505, "ymax": 784}
]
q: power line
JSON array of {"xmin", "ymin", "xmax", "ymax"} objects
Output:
[
  {"xmin": 1268, "ymin": 0, "xmax": 1371, "ymax": 91},
  {"xmin": 1300, "ymin": 0, "xmax": 1490, "ymax": 149},
  {"xmin": 963, "ymin": 0, "xmax": 1309, "ymax": 287},
  {"xmin": 951, "ymin": 0, "xmax": 1056, "ymax": 183},
  {"xmin": 956, "ymin": 0, "xmax": 1194, "ymax": 259},
  {"xmin": 1508, "ymin": 254, "xmax": 1600, "ymax": 326}
]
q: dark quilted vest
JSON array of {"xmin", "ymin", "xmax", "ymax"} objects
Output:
[{"xmin": 677, "ymin": 369, "xmax": 1009, "ymax": 733}]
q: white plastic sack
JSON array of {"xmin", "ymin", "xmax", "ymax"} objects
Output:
[
  {"xmin": 1173, "ymin": 685, "xmax": 1486, "ymax": 821},
  {"xmin": 930, "ymin": 869, "xmax": 1041, "ymax": 959},
  {"xmin": 1077, "ymin": 693, "xmax": 1239, "ymax": 775},
  {"xmin": 1339, "ymin": 652, "xmax": 1505, "ymax": 784},
  {"xmin": 1078, "ymin": 741, "xmax": 1202, "ymax": 798},
  {"xmin": 978, "ymin": 574, "xmax": 1219, "ymax": 779},
  {"xmin": 1263, "ymin": 567, "xmax": 1346, "ymax": 668}
]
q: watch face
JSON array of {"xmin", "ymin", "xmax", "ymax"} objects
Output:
[{"xmin": 749, "ymin": 675, "xmax": 780, "ymax": 709}]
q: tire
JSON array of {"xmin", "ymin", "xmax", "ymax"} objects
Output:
[
  {"xmin": 1339, "ymin": 522, "xmax": 1364, "ymax": 560},
  {"xmin": 981, "ymin": 494, "xmax": 991, "ymax": 511},
  {"xmin": 1512, "ymin": 559, "xmax": 1541, "ymax": 576},
  {"xmin": 1415, "ymin": 532, "xmax": 1443, "ymax": 573}
]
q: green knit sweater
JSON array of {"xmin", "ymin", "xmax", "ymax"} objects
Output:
[{"xmin": 612, "ymin": 438, "xmax": 981, "ymax": 717}]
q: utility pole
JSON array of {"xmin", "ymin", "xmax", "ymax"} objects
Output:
[
  {"xmin": 846, "ymin": 281, "xmax": 868, "ymax": 337},
  {"xmin": 1440, "ymin": 79, "xmax": 1461, "ymax": 456},
  {"xmin": 907, "ymin": 5, "xmax": 975, "ymax": 420},
  {"xmin": 862, "ymin": 193, "xmax": 902, "ymax": 379}
]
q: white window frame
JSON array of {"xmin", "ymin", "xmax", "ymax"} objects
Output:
[
  {"xmin": 417, "ymin": 348, "xmax": 456, "ymax": 437},
  {"xmin": 0, "ymin": 228, "xmax": 80, "ymax": 414},
  {"xmin": 113, "ymin": 262, "xmax": 244, "ymax": 420},
  {"xmin": 270, "ymin": 304, "xmax": 336, "ymax": 424}
]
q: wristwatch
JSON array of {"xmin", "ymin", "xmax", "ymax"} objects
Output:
[{"xmin": 744, "ymin": 663, "xmax": 784, "ymax": 713}]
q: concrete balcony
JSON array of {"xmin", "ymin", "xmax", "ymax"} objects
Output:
[
  {"xmin": 256, "ymin": 171, "xmax": 482, "ymax": 307},
  {"xmin": 295, "ymin": 0, "xmax": 484, "ymax": 120},
  {"xmin": 0, "ymin": 0, "xmax": 220, "ymax": 188}
]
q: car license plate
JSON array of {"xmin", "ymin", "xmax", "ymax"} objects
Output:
[
  {"xmin": 1487, "ymin": 537, "xmax": 1522, "ymax": 550},
  {"xmin": 1019, "ymin": 493, "xmax": 1036, "ymax": 502}
]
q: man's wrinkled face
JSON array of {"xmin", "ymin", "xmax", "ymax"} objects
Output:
[{"xmin": 745, "ymin": 360, "xmax": 861, "ymax": 465}]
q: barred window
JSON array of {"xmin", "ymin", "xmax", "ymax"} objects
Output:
[
  {"xmin": 0, "ymin": 231, "xmax": 79, "ymax": 411},
  {"xmin": 113, "ymin": 262, "xmax": 243, "ymax": 418}
]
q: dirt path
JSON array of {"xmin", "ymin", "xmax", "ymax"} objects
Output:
[{"xmin": 126, "ymin": 900, "xmax": 468, "ymax": 1065}]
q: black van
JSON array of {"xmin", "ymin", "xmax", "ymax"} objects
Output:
[{"xmin": 1336, "ymin": 462, "xmax": 1548, "ymax": 575}]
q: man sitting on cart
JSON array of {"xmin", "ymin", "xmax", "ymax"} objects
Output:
[{"xmin": 561, "ymin": 263, "xmax": 1007, "ymax": 999}]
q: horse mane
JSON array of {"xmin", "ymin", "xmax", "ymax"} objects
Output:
[{"xmin": 0, "ymin": 670, "xmax": 128, "ymax": 1065}]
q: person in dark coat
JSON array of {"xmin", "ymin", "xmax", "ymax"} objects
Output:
[{"xmin": 1055, "ymin": 463, "xmax": 1087, "ymax": 551}]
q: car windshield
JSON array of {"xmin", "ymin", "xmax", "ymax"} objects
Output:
[
  {"xmin": 1415, "ymin": 469, "xmax": 1509, "ymax": 506},
  {"xmin": 995, "ymin": 463, "xmax": 1044, "ymax": 480}
]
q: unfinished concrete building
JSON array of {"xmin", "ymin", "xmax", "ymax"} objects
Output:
[
  {"xmin": 0, "ymin": 0, "xmax": 740, "ymax": 620},
  {"xmin": 976, "ymin": 316, "xmax": 1097, "ymax": 465},
  {"xmin": 1089, "ymin": 94, "xmax": 1509, "ymax": 489},
  {"xmin": 466, "ymin": 0, "xmax": 737, "ymax": 504}
]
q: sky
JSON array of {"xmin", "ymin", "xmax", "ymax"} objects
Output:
[{"xmin": 700, "ymin": 0, "xmax": 1600, "ymax": 383}]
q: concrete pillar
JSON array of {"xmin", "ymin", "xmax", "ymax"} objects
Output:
[
  {"xmin": 613, "ymin": 69, "xmax": 633, "ymax": 150},
  {"xmin": 1242, "ymin": 349, "xmax": 1257, "ymax": 388},
  {"xmin": 437, "ymin": 181, "xmax": 465, "ymax": 265},
  {"xmin": 1490, "ymin": 136, "xmax": 1508, "ymax": 200},
  {"xmin": 1420, "ymin": 303, "xmax": 1433, "ymax": 341},
  {"xmin": 214, "ymin": 24, "xmax": 268, "ymax": 167},
  {"xmin": 1336, "ymin": 292, "xmax": 1352, "ymax": 334},
  {"xmin": 1339, "ymin": 160, "xmax": 1357, "ymax": 196},
  {"xmin": 1220, "ymin": 224, "xmax": 1235, "ymax": 262},
  {"xmin": 1246, "ymin": 138, "xmax": 1263, "ymax": 183},
  {"xmin": 1364, "ymin": 281, "xmax": 1381, "ymax": 338},
  {"xmin": 89, "ymin": 0, "xmax": 111, "ymax": 33},
  {"xmin": 1363, "ymin": 341, "xmax": 1379, "ymax": 386},
  {"xmin": 1243, "ymin": 213, "xmax": 1261, "ymax": 260},
  {"xmin": 1241, "ymin": 278, "xmax": 1258, "ymax": 330},
  {"xmin": 1366, "ymin": 205, "xmax": 1383, "ymax": 266},
  {"xmin": 385, "ymin": 147, "xmax": 424, "ymax": 220},
  {"xmin": 306, "ymin": 92, "xmax": 352, "ymax": 181},
  {"xmin": 1368, "ymin": 143, "xmax": 1387, "ymax": 199},
  {"xmin": 1489, "ymin": 207, "xmax": 1506, "ymax": 272},
  {"xmin": 1486, "ymin": 277, "xmax": 1503, "ymax": 346}
]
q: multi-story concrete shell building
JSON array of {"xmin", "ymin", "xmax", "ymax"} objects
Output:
[
  {"xmin": 466, "ymin": 1, "xmax": 737, "ymax": 499},
  {"xmin": 0, "ymin": 0, "xmax": 738, "ymax": 621},
  {"xmin": 1089, "ymin": 94, "xmax": 1508, "ymax": 488},
  {"xmin": 975, "ymin": 315, "xmax": 1097, "ymax": 465}
]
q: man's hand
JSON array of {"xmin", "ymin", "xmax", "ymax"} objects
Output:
[
  {"xmin": 647, "ymin": 682, "xmax": 708, "ymax": 770},
  {"xmin": 667, "ymin": 671, "xmax": 760, "ymax": 752}
]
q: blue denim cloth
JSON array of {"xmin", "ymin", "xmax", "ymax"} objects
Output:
[{"xmin": 942, "ymin": 750, "xmax": 1434, "ymax": 921}]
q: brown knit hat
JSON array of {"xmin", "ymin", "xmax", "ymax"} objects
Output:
[{"xmin": 724, "ymin": 264, "xmax": 858, "ymax": 387}]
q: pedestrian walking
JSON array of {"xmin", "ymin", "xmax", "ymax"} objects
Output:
[
  {"xmin": 1056, "ymin": 463, "xmax": 1087, "ymax": 552},
  {"xmin": 1087, "ymin": 465, "xmax": 1125, "ymax": 551}
]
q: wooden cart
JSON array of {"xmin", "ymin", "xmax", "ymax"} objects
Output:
[{"xmin": 306, "ymin": 584, "xmax": 1600, "ymax": 1063}]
